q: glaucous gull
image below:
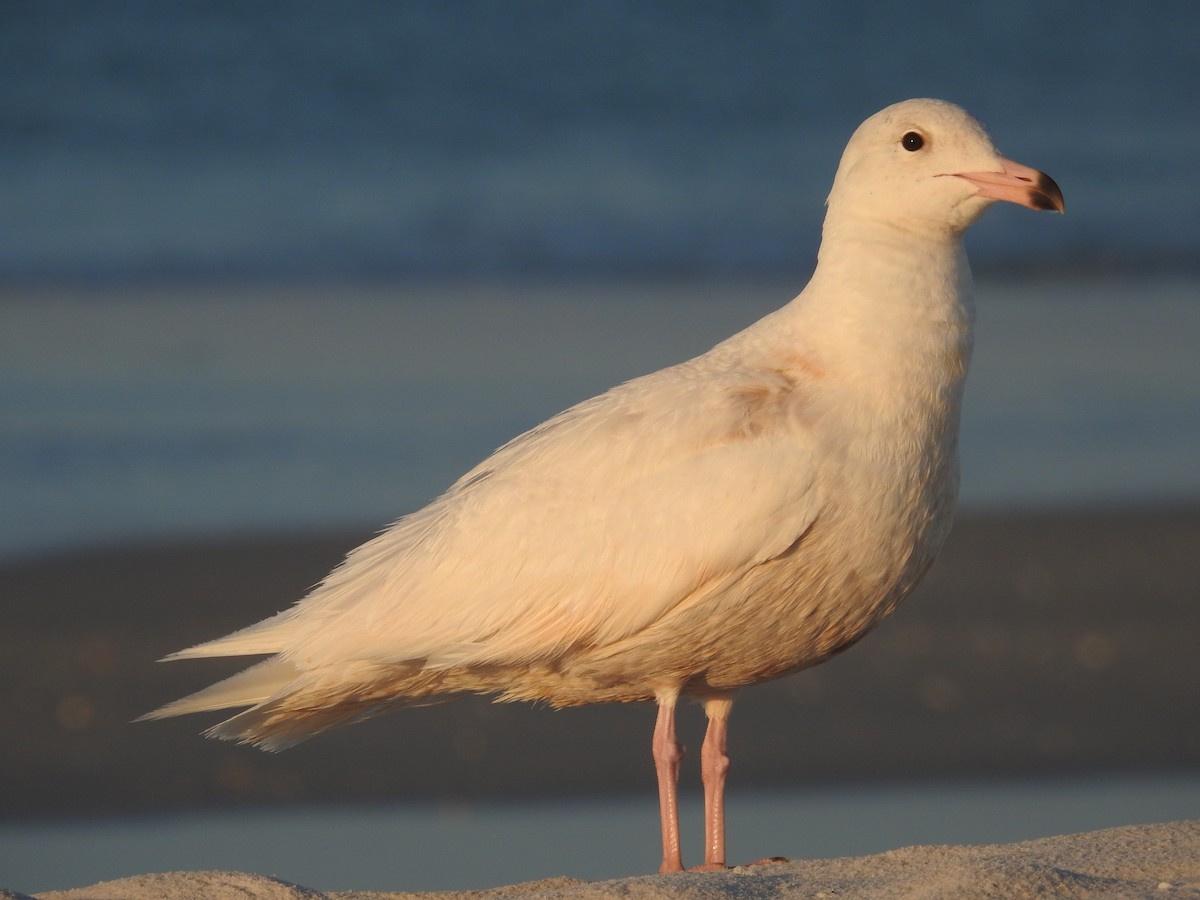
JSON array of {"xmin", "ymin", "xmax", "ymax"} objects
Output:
[{"xmin": 143, "ymin": 98, "xmax": 1064, "ymax": 873}]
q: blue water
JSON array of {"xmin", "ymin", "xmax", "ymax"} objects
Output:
[
  {"xmin": 1, "ymin": 2, "xmax": 1197, "ymax": 282},
  {"xmin": 2, "ymin": 777, "xmax": 1200, "ymax": 897},
  {"xmin": 4, "ymin": 774, "xmax": 1200, "ymax": 894},
  {"xmin": 1, "ymin": 4, "xmax": 1199, "ymax": 560},
  {"xmin": 2, "ymin": 278, "xmax": 1199, "ymax": 561}
]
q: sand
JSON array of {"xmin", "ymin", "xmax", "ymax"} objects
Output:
[{"xmin": 4, "ymin": 820, "xmax": 1195, "ymax": 898}]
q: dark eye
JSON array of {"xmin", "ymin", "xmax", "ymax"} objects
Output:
[{"xmin": 901, "ymin": 131, "xmax": 925, "ymax": 152}]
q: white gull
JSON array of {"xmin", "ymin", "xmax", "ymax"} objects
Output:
[{"xmin": 143, "ymin": 98, "xmax": 1064, "ymax": 873}]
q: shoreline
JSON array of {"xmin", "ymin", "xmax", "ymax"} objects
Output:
[{"xmin": 8, "ymin": 820, "xmax": 1198, "ymax": 898}]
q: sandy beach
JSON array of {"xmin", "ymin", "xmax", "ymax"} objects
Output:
[
  {"xmin": 2, "ymin": 505, "xmax": 1198, "ymax": 895},
  {"xmin": 2, "ymin": 285, "xmax": 1198, "ymax": 890},
  {"xmin": 3, "ymin": 506, "xmax": 1198, "ymax": 821}
]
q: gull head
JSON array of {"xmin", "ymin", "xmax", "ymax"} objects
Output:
[{"xmin": 826, "ymin": 99, "xmax": 1064, "ymax": 235}]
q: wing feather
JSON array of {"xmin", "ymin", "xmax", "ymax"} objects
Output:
[{"xmin": 277, "ymin": 360, "xmax": 824, "ymax": 670}]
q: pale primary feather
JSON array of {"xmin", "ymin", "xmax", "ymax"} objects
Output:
[{"xmin": 145, "ymin": 99, "xmax": 1058, "ymax": 755}]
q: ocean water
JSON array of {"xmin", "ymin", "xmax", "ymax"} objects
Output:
[
  {"xmin": 2, "ymin": 277, "xmax": 1199, "ymax": 561},
  {"xmin": 4, "ymin": 774, "xmax": 1200, "ymax": 893},
  {"xmin": 1, "ymin": 4, "xmax": 1198, "ymax": 556},
  {"xmin": 1, "ymin": 2, "xmax": 1198, "ymax": 282}
]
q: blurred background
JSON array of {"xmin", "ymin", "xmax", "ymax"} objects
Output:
[{"xmin": 1, "ymin": 1, "xmax": 1198, "ymax": 894}]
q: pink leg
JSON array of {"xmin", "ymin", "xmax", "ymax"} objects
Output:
[
  {"xmin": 697, "ymin": 694, "xmax": 734, "ymax": 870},
  {"xmin": 652, "ymin": 694, "xmax": 684, "ymax": 873}
]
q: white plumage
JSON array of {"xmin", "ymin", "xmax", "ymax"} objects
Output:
[{"xmin": 144, "ymin": 99, "xmax": 1063, "ymax": 872}]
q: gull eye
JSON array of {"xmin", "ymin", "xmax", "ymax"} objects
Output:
[{"xmin": 901, "ymin": 131, "xmax": 925, "ymax": 152}]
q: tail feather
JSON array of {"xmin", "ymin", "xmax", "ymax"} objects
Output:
[
  {"xmin": 160, "ymin": 612, "xmax": 297, "ymax": 661},
  {"xmin": 140, "ymin": 656, "xmax": 424, "ymax": 751},
  {"xmin": 137, "ymin": 657, "xmax": 299, "ymax": 720},
  {"xmin": 203, "ymin": 692, "xmax": 387, "ymax": 752}
]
